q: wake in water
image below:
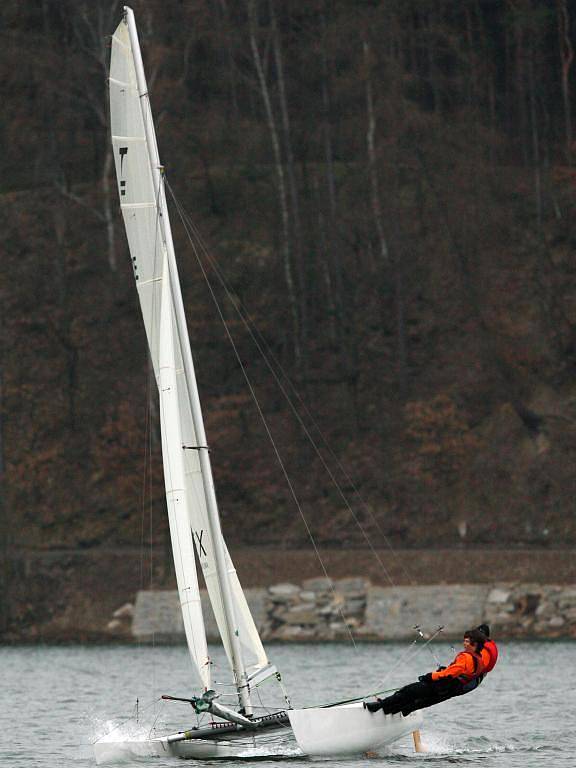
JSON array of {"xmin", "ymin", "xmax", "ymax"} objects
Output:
[{"xmin": 380, "ymin": 730, "xmax": 521, "ymax": 761}]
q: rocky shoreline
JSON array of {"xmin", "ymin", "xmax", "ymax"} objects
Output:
[
  {"xmin": 127, "ymin": 579, "xmax": 576, "ymax": 643},
  {"xmin": 4, "ymin": 549, "xmax": 576, "ymax": 643}
]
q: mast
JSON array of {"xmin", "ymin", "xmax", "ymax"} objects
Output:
[{"xmin": 123, "ymin": 6, "xmax": 252, "ymax": 714}]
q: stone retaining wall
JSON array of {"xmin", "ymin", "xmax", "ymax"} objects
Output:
[
  {"xmin": 129, "ymin": 580, "xmax": 576, "ymax": 642},
  {"xmin": 131, "ymin": 588, "xmax": 267, "ymax": 642}
]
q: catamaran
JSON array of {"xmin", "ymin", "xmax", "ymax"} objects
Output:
[{"xmin": 95, "ymin": 6, "xmax": 423, "ymax": 761}]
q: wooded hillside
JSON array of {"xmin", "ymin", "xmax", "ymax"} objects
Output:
[{"xmin": 1, "ymin": 0, "xmax": 576, "ymax": 597}]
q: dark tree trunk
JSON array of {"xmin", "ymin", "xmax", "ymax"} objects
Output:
[{"xmin": 557, "ymin": 0, "xmax": 574, "ymax": 166}]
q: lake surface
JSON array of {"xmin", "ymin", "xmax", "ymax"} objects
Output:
[{"xmin": 1, "ymin": 641, "xmax": 574, "ymax": 767}]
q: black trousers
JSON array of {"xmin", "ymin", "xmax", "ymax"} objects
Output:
[{"xmin": 379, "ymin": 677, "xmax": 476, "ymax": 716}]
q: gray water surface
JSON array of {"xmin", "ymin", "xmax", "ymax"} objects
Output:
[{"xmin": 1, "ymin": 641, "xmax": 573, "ymax": 766}]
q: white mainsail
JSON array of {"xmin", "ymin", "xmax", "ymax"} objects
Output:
[
  {"xmin": 109, "ymin": 9, "xmax": 272, "ymax": 702},
  {"xmin": 110, "ymin": 19, "xmax": 210, "ymax": 690}
]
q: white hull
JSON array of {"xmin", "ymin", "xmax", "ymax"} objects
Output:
[
  {"xmin": 94, "ymin": 704, "xmax": 422, "ymax": 763},
  {"xmin": 94, "ymin": 731, "xmax": 294, "ymax": 763},
  {"xmin": 288, "ymin": 702, "xmax": 423, "ymax": 756}
]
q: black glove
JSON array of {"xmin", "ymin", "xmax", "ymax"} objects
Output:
[
  {"xmin": 436, "ymin": 665, "xmax": 446, "ymax": 671},
  {"xmin": 418, "ymin": 673, "xmax": 434, "ymax": 685}
]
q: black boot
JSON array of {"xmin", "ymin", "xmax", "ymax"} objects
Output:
[{"xmin": 364, "ymin": 699, "xmax": 383, "ymax": 713}]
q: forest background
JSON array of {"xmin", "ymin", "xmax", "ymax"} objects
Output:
[{"xmin": 1, "ymin": 0, "xmax": 576, "ymax": 637}]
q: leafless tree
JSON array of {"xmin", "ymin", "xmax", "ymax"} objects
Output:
[
  {"xmin": 56, "ymin": 1, "xmax": 122, "ymax": 271},
  {"xmin": 247, "ymin": 0, "xmax": 300, "ymax": 362},
  {"xmin": 0, "ymin": 310, "xmax": 9, "ymax": 633},
  {"xmin": 557, "ymin": 0, "xmax": 574, "ymax": 166}
]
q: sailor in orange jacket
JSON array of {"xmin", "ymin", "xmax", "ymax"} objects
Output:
[
  {"xmin": 430, "ymin": 630, "xmax": 485, "ymax": 695},
  {"xmin": 365, "ymin": 628, "xmax": 486, "ymax": 717}
]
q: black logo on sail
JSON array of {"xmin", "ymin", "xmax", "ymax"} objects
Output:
[
  {"xmin": 194, "ymin": 530, "xmax": 207, "ymax": 558},
  {"xmin": 119, "ymin": 147, "xmax": 128, "ymax": 195}
]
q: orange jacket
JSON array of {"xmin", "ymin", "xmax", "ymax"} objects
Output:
[{"xmin": 431, "ymin": 650, "xmax": 484, "ymax": 683}]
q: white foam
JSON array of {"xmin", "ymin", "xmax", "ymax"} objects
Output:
[
  {"xmin": 91, "ymin": 714, "xmax": 162, "ymax": 743},
  {"xmin": 386, "ymin": 731, "xmax": 518, "ymax": 758},
  {"xmin": 89, "ymin": 713, "xmax": 171, "ymax": 764}
]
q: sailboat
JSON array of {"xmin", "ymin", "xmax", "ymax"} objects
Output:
[{"xmin": 96, "ymin": 6, "xmax": 423, "ymax": 761}]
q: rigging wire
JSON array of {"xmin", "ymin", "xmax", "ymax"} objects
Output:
[
  {"xmin": 166, "ymin": 180, "xmax": 357, "ymax": 650},
  {"xmin": 414, "ymin": 623, "xmax": 444, "ymax": 668},
  {"xmin": 141, "ymin": 174, "xmax": 441, "ymax": 676},
  {"xmin": 165, "ymin": 180, "xmax": 414, "ymax": 589},
  {"xmin": 374, "ymin": 625, "xmax": 446, "ymax": 690},
  {"xmin": 147, "ymin": 703, "xmax": 167, "ymax": 741}
]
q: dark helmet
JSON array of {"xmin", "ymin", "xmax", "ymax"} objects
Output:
[{"xmin": 477, "ymin": 623, "xmax": 490, "ymax": 638}]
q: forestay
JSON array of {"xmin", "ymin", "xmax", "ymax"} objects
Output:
[{"xmin": 109, "ymin": 15, "xmax": 271, "ymax": 685}]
